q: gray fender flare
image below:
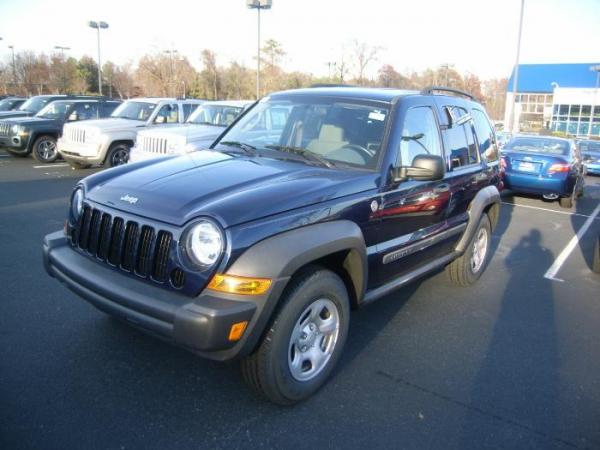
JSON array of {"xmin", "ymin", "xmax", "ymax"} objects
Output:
[
  {"xmin": 455, "ymin": 185, "xmax": 501, "ymax": 253},
  {"xmin": 227, "ymin": 220, "xmax": 368, "ymax": 303}
]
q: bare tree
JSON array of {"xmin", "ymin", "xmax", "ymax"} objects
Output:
[{"xmin": 352, "ymin": 40, "xmax": 381, "ymax": 85}]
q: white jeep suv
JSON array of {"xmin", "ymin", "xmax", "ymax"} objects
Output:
[{"xmin": 58, "ymin": 98, "xmax": 204, "ymax": 169}]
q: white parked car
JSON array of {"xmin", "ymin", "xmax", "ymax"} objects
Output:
[
  {"xmin": 58, "ymin": 98, "xmax": 204, "ymax": 169},
  {"xmin": 129, "ymin": 100, "xmax": 253, "ymax": 163}
]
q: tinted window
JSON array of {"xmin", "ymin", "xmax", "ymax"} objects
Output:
[
  {"xmin": 445, "ymin": 106, "xmax": 479, "ymax": 168},
  {"xmin": 182, "ymin": 103, "xmax": 199, "ymax": 121},
  {"xmin": 398, "ymin": 106, "xmax": 442, "ymax": 166},
  {"xmin": 101, "ymin": 101, "xmax": 120, "ymax": 117},
  {"xmin": 112, "ymin": 101, "xmax": 156, "ymax": 120},
  {"xmin": 188, "ymin": 104, "xmax": 244, "ymax": 127},
  {"xmin": 35, "ymin": 101, "xmax": 75, "ymax": 120},
  {"xmin": 76, "ymin": 102, "xmax": 99, "ymax": 120},
  {"xmin": 472, "ymin": 108, "xmax": 499, "ymax": 162},
  {"xmin": 19, "ymin": 97, "xmax": 56, "ymax": 113}
]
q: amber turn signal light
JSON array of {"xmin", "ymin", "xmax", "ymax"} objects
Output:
[
  {"xmin": 228, "ymin": 321, "xmax": 249, "ymax": 341},
  {"xmin": 207, "ymin": 274, "xmax": 271, "ymax": 296}
]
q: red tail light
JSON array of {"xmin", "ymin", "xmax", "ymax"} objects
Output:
[{"xmin": 548, "ymin": 163, "xmax": 569, "ymax": 173}]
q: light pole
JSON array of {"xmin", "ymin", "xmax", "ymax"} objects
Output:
[
  {"xmin": 88, "ymin": 21, "xmax": 109, "ymax": 95},
  {"xmin": 247, "ymin": 0, "xmax": 272, "ymax": 99},
  {"xmin": 590, "ymin": 65, "xmax": 600, "ymax": 138},
  {"xmin": 163, "ymin": 49, "xmax": 178, "ymax": 97},
  {"xmin": 8, "ymin": 45, "xmax": 17, "ymax": 92},
  {"xmin": 54, "ymin": 46, "xmax": 70, "ymax": 93},
  {"xmin": 508, "ymin": 0, "xmax": 525, "ymax": 134}
]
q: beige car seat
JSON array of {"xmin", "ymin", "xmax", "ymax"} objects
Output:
[{"xmin": 306, "ymin": 124, "xmax": 348, "ymax": 155}]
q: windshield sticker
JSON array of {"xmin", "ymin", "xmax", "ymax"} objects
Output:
[{"xmin": 369, "ymin": 111, "xmax": 386, "ymax": 121}]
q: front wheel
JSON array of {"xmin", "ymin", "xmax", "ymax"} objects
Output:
[
  {"xmin": 31, "ymin": 135, "xmax": 58, "ymax": 163},
  {"xmin": 446, "ymin": 214, "xmax": 492, "ymax": 286},
  {"xmin": 104, "ymin": 143, "xmax": 130, "ymax": 168},
  {"xmin": 241, "ymin": 267, "xmax": 350, "ymax": 405}
]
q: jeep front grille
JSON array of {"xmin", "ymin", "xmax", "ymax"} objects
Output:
[
  {"xmin": 139, "ymin": 135, "xmax": 169, "ymax": 154},
  {"xmin": 72, "ymin": 205, "xmax": 175, "ymax": 283},
  {"xmin": 0, "ymin": 123, "xmax": 10, "ymax": 137},
  {"xmin": 66, "ymin": 127, "xmax": 86, "ymax": 144}
]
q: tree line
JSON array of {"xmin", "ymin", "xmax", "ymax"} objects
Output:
[{"xmin": 0, "ymin": 39, "xmax": 507, "ymax": 119}]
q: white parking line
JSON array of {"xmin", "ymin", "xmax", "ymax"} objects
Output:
[
  {"xmin": 33, "ymin": 164, "xmax": 69, "ymax": 169},
  {"xmin": 544, "ymin": 202, "xmax": 600, "ymax": 282},
  {"xmin": 502, "ymin": 202, "xmax": 600, "ymax": 219}
]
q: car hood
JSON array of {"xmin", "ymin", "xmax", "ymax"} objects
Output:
[
  {"xmin": 139, "ymin": 124, "xmax": 223, "ymax": 142},
  {"xmin": 71, "ymin": 118, "xmax": 146, "ymax": 133},
  {"xmin": 5, "ymin": 116, "xmax": 60, "ymax": 127},
  {"xmin": 85, "ymin": 151, "xmax": 377, "ymax": 228},
  {"xmin": 0, "ymin": 110, "xmax": 32, "ymax": 119}
]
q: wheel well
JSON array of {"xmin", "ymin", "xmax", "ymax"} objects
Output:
[
  {"xmin": 29, "ymin": 132, "xmax": 59, "ymax": 150},
  {"xmin": 300, "ymin": 249, "xmax": 363, "ymax": 309},
  {"xmin": 484, "ymin": 202, "xmax": 500, "ymax": 231},
  {"xmin": 104, "ymin": 140, "xmax": 134, "ymax": 163}
]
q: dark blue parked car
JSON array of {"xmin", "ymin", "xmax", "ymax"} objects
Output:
[
  {"xmin": 43, "ymin": 86, "xmax": 502, "ymax": 404},
  {"xmin": 501, "ymin": 135, "xmax": 584, "ymax": 208}
]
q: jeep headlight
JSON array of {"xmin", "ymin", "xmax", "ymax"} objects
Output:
[
  {"xmin": 167, "ymin": 141, "xmax": 181, "ymax": 153},
  {"xmin": 11, "ymin": 124, "xmax": 22, "ymax": 135},
  {"xmin": 71, "ymin": 188, "xmax": 84, "ymax": 218},
  {"xmin": 85, "ymin": 128, "xmax": 100, "ymax": 143},
  {"xmin": 184, "ymin": 220, "xmax": 224, "ymax": 268}
]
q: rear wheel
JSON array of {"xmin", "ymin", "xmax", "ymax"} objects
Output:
[
  {"xmin": 241, "ymin": 266, "xmax": 350, "ymax": 405},
  {"xmin": 104, "ymin": 143, "xmax": 130, "ymax": 168},
  {"xmin": 446, "ymin": 214, "xmax": 492, "ymax": 286},
  {"xmin": 31, "ymin": 135, "xmax": 58, "ymax": 163}
]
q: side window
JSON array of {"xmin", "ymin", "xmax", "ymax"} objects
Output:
[
  {"xmin": 72, "ymin": 102, "xmax": 98, "ymax": 121},
  {"xmin": 444, "ymin": 106, "xmax": 479, "ymax": 169},
  {"xmin": 154, "ymin": 104, "xmax": 179, "ymax": 124},
  {"xmin": 398, "ymin": 106, "xmax": 442, "ymax": 166},
  {"xmin": 101, "ymin": 101, "xmax": 120, "ymax": 117},
  {"xmin": 183, "ymin": 103, "xmax": 199, "ymax": 121},
  {"xmin": 471, "ymin": 108, "xmax": 499, "ymax": 162}
]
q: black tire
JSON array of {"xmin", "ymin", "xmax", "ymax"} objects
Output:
[
  {"xmin": 241, "ymin": 266, "xmax": 350, "ymax": 405},
  {"xmin": 31, "ymin": 135, "xmax": 59, "ymax": 163},
  {"xmin": 593, "ymin": 236, "xmax": 600, "ymax": 274},
  {"xmin": 68, "ymin": 161, "xmax": 91, "ymax": 170},
  {"xmin": 104, "ymin": 143, "xmax": 130, "ymax": 168},
  {"xmin": 559, "ymin": 194, "xmax": 573, "ymax": 209},
  {"xmin": 446, "ymin": 214, "xmax": 492, "ymax": 286}
]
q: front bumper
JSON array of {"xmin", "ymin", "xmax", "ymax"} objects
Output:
[
  {"xmin": 504, "ymin": 172, "xmax": 569, "ymax": 196},
  {"xmin": 43, "ymin": 231, "xmax": 286, "ymax": 360},
  {"xmin": 0, "ymin": 134, "xmax": 30, "ymax": 153},
  {"xmin": 57, "ymin": 138, "xmax": 106, "ymax": 165}
]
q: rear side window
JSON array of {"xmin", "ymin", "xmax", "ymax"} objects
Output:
[
  {"xmin": 72, "ymin": 102, "xmax": 98, "ymax": 120},
  {"xmin": 101, "ymin": 101, "xmax": 120, "ymax": 117},
  {"xmin": 154, "ymin": 103, "xmax": 179, "ymax": 124},
  {"xmin": 444, "ymin": 106, "xmax": 479, "ymax": 169},
  {"xmin": 183, "ymin": 103, "xmax": 199, "ymax": 121},
  {"xmin": 398, "ymin": 106, "xmax": 442, "ymax": 166},
  {"xmin": 471, "ymin": 108, "xmax": 499, "ymax": 162}
]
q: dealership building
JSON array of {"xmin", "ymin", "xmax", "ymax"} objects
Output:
[{"xmin": 504, "ymin": 63, "xmax": 600, "ymax": 137}]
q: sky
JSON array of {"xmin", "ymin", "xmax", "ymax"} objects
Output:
[{"xmin": 0, "ymin": 0, "xmax": 599, "ymax": 81}]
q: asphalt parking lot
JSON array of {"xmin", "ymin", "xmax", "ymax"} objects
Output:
[{"xmin": 1, "ymin": 151, "xmax": 599, "ymax": 450}]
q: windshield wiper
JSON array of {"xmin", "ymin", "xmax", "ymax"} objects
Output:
[
  {"xmin": 265, "ymin": 145, "xmax": 335, "ymax": 168},
  {"xmin": 219, "ymin": 140, "xmax": 257, "ymax": 156}
]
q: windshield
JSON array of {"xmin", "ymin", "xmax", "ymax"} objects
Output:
[
  {"xmin": 36, "ymin": 101, "xmax": 74, "ymax": 120},
  {"xmin": 579, "ymin": 140, "xmax": 600, "ymax": 154},
  {"xmin": 504, "ymin": 137, "xmax": 570, "ymax": 156},
  {"xmin": 187, "ymin": 104, "xmax": 243, "ymax": 126},
  {"xmin": 18, "ymin": 97, "xmax": 53, "ymax": 113},
  {"xmin": 111, "ymin": 101, "xmax": 156, "ymax": 121},
  {"xmin": 0, "ymin": 99, "xmax": 19, "ymax": 111},
  {"xmin": 215, "ymin": 97, "xmax": 390, "ymax": 169}
]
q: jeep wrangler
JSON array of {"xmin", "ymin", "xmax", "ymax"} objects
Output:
[{"xmin": 43, "ymin": 86, "xmax": 502, "ymax": 404}]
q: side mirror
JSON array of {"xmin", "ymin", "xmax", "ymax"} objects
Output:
[
  {"xmin": 67, "ymin": 112, "xmax": 78, "ymax": 122},
  {"xmin": 394, "ymin": 154, "xmax": 445, "ymax": 182}
]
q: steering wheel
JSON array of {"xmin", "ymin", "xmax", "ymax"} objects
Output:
[{"xmin": 336, "ymin": 144, "xmax": 374, "ymax": 163}]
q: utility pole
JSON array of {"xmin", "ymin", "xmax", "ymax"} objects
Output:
[
  {"xmin": 8, "ymin": 45, "xmax": 17, "ymax": 92},
  {"xmin": 163, "ymin": 49, "xmax": 178, "ymax": 97},
  {"xmin": 509, "ymin": 0, "xmax": 525, "ymax": 134},
  {"xmin": 54, "ymin": 46, "xmax": 70, "ymax": 93},
  {"xmin": 88, "ymin": 21, "xmax": 109, "ymax": 95}
]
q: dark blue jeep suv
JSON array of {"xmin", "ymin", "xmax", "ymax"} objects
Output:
[{"xmin": 43, "ymin": 86, "xmax": 502, "ymax": 404}]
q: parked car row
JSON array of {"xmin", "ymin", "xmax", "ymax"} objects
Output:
[{"xmin": 0, "ymin": 94, "xmax": 253, "ymax": 167}]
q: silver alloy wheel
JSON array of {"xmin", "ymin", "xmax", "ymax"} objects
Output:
[
  {"xmin": 37, "ymin": 139, "xmax": 56, "ymax": 161},
  {"xmin": 111, "ymin": 146, "xmax": 129, "ymax": 166},
  {"xmin": 470, "ymin": 227, "xmax": 488, "ymax": 274},
  {"xmin": 288, "ymin": 298, "xmax": 340, "ymax": 382}
]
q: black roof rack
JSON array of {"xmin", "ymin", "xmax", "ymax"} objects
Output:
[
  {"xmin": 309, "ymin": 83, "xmax": 356, "ymax": 88},
  {"xmin": 421, "ymin": 86, "xmax": 475, "ymax": 101}
]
